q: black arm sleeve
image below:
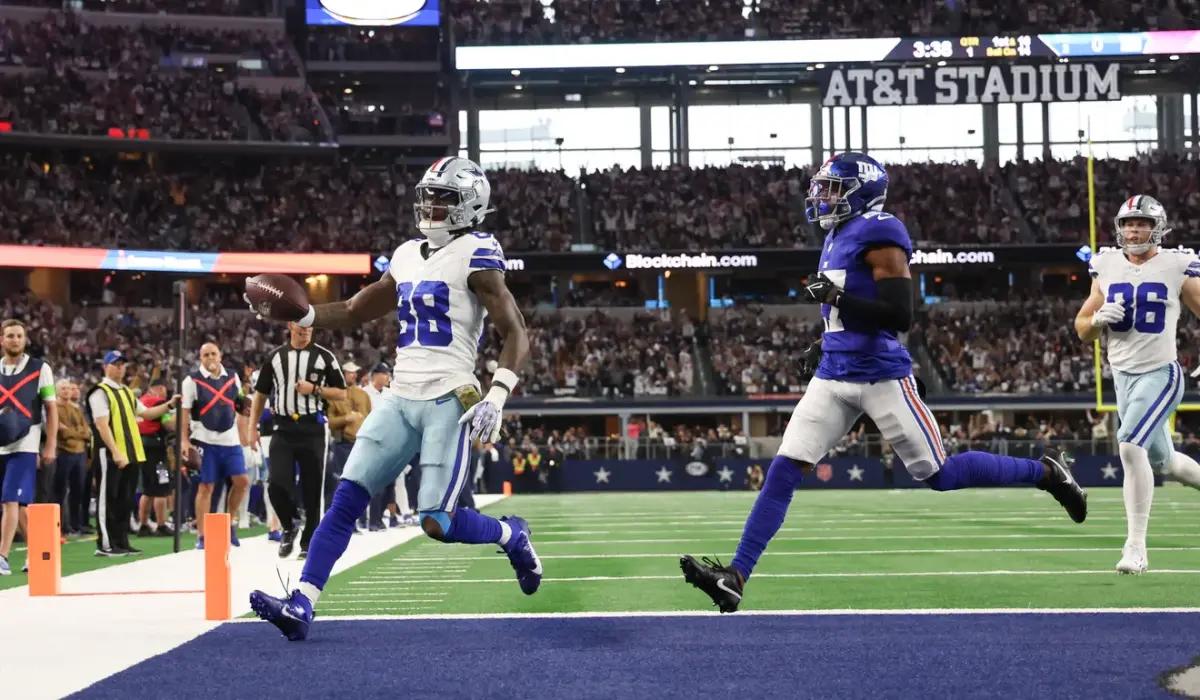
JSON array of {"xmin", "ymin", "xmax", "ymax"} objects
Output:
[{"xmin": 833, "ymin": 277, "xmax": 914, "ymax": 332}]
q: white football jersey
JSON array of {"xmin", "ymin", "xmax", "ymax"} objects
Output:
[
  {"xmin": 385, "ymin": 232, "xmax": 505, "ymax": 400},
  {"xmin": 1089, "ymin": 249, "xmax": 1200, "ymax": 374}
]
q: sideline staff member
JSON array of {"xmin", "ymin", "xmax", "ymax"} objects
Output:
[
  {"xmin": 250, "ymin": 323, "xmax": 345, "ymax": 559},
  {"xmin": 88, "ymin": 351, "xmax": 176, "ymax": 556}
]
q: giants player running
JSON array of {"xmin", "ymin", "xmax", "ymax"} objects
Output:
[
  {"xmin": 1076, "ymin": 195, "xmax": 1200, "ymax": 574},
  {"xmin": 681, "ymin": 152, "xmax": 1087, "ymax": 613},
  {"xmin": 249, "ymin": 157, "xmax": 539, "ymax": 640}
]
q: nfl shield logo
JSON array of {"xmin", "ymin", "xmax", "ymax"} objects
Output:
[{"xmin": 816, "ymin": 463, "xmax": 833, "ymax": 482}]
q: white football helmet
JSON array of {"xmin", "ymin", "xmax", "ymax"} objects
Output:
[
  {"xmin": 414, "ymin": 156, "xmax": 494, "ymax": 247},
  {"xmin": 1114, "ymin": 194, "xmax": 1170, "ymax": 255}
]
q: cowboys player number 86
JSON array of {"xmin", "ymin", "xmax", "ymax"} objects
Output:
[
  {"xmin": 1075, "ymin": 195, "xmax": 1200, "ymax": 575},
  {"xmin": 249, "ymin": 157, "xmax": 541, "ymax": 641}
]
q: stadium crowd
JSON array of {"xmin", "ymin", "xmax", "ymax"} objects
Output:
[
  {"xmin": 450, "ymin": 0, "xmax": 1200, "ymax": 45},
  {"xmin": 7, "ymin": 155, "xmax": 1193, "ymax": 252},
  {"xmin": 10, "ymin": 0, "xmax": 274, "ymax": 15},
  {"xmin": 708, "ymin": 308, "xmax": 819, "ymax": 396},
  {"xmin": 0, "ymin": 13, "xmax": 299, "ymax": 75}
]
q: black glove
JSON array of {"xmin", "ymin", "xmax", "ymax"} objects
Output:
[
  {"xmin": 802, "ymin": 274, "xmax": 841, "ymax": 305},
  {"xmin": 800, "ymin": 339, "xmax": 823, "ymax": 380}
]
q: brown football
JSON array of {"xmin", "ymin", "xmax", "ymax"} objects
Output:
[{"xmin": 245, "ymin": 274, "xmax": 309, "ymax": 322}]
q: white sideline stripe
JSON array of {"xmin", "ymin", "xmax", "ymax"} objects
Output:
[
  {"xmin": 0, "ymin": 494, "xmax": 508, "ymax": 699},
  {"xmin": 227, "ymin": 607, "xmax": 1200, "ymax": 623},
  {"xmin": 349, "ymin": 569, "xmax": 1200, "ymax": 585},
  {"xmin": 528, "ymin": 533, "xmax": 1164, "ymax": 545},
  {"xmin": 388, "ymin": 546, "xmax": 1200, "ymax": 562},
  {"xmin": 528, "ymin": 514, "xmax": 1198, "ymax": 527},
  {"xmin": 528, "ymin": 519, "xmax": 1195, "ymax": 534}
]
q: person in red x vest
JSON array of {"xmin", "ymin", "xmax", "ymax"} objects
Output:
[
  {"xmin": 0, "ymin": 319, "xmax": 57, "ymax": 576},
  {"xmin": 180, "ymin": 342, "xmax": 249, "ymax": 549}
]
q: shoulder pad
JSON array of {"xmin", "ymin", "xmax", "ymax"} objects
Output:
[
  {"xmin": 466, "ymin": 232, "xmax": 506, "ymax": 272},
  {"xmin": 851, "ymin": 212, "xmax": 912, "ymax": 257}
]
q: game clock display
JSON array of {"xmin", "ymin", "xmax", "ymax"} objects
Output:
[{"xmin": 900, "ymin": 35, "xmax": 1045, "ymax": 61}]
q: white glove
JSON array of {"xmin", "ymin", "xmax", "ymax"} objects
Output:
[
  {"xmin": 457, "ymin": 369, "xmax": 519, "ymax": 443},
  {"xmin": 1092, "ymin": 301, "xmax": 1126, "ymax": 328}
]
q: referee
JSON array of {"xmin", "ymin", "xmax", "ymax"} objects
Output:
[{"xmin": 249, "ymin": 322, "xmax": 345, "ymax": 559}]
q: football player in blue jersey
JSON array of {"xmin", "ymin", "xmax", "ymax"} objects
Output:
[{"xmin": 681, "ymin": 152, "xmax": 1088, "ymax": 613}]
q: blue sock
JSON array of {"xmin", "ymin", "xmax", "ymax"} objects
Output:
[
  {"xmin": 925, "ymin": 451, "xmax": 1044, "ymax": 491},
  {"xmin": 443, "ymin": 508, "xmax": 503, "ymax": 545},
  {"xmin": 299, "ymin": 479, "xmax": 370, "ymax": 590},
  {"xmin": 731, "ymin": 455, "xmax": 803, "ymax": 581}
]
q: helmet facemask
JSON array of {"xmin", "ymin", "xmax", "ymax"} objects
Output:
[
  {"xmin": 414, "ymin": 184, "xmax": 478, "ymax": 246},
  {"xmin": 1114, "ymin": 198, "xmax": 1170, "ymax": 256},
  {"xmin": 805, "ymin": 174, "xmax": 861, "ymax": 231}
]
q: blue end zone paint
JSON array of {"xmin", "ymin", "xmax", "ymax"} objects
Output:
[{"xmin": 75, "ymin": 614, "xmax": 1200, "ymax": 699}]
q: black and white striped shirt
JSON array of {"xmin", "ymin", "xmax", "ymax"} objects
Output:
[{"xmin": 255, "ymin": 342, "xmax": 345, "ymax": 420}]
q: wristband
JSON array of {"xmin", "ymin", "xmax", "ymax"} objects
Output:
[
  {"xmin": 297, "ymin": 306, "xmax": 316, "ymax": 328},
  {"xmin": 491, "ymin": 367, "xmax": 520, "ymax": 396}
]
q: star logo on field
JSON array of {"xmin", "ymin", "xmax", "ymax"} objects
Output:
[
  {"xmin": 1101, "ymin": 463, "xmax": 1119, "ymax": 480},
  {"xmin": 717, "ymin": 466, "xmax": 734, "ymax": 483},
  {"xmin": 847, "ymin": 465, "xmax": 865, "ymax": 482},
  {"xmin": 656, "ymin": 466, "xmax": 673, "ymax": 483},
  {"xmin": 594, "ymin": 467, "xmax": 611, "ymax": 484}
]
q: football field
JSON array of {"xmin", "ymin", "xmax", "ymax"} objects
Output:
[
  {"xmin": 319, "ymin": 488, "xmax": 1200, "ymax": 614},
  {"xmin": 57, "ymin": 488, "xmax": 1200, "ymax": 698}
]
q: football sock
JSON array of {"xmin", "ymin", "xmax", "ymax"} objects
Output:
[
  {"xmin": 1167, "ymin": 451, "xmax": 1200, "ymax": 490},
  {"xmin": 299, "ymin": 479, "xmax": 371, "ymax": 598},
  {"xmin": 731, "ymin": 454, "xmax": 803, "ymax": 581},
  {"xmin": 443, "ymin": 508, "xmax": 505, "ymax": 545},
  {"xmin": 924, "ymin": 451, "xmax": 1043, "ymax": 491},
  {"xmin": 1119, "ymin": 442, "xmax": 1154, "ymax": 548}
]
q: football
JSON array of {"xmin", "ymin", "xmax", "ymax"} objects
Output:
[{"xmin": 245, "ymin": 273, "xmax": 310, "ymax": 322}]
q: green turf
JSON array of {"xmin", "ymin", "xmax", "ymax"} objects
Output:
[
  {"xmin": 1, "ymin": 524, "xmax": 267, "ymax": 591},
  {"xmin": 315, "ymin": 487, "xmax": 1200, "ymax": 616}
]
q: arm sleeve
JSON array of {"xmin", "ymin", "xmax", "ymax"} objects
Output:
[
  {"xmin": 38, "ymin": 363, "xmax": 56, "ymax": 401},
  {"xmin": 834, "ymin": 277, "xmax": 915, "ymax": 332},
  {"xmin": 181, "ymin": 377, "xmax": 196, "ymax": 409},
  {"xmin": 255, "ymin": 356, "xmax": 275, "ymax": 394},
  {"xmin": 325, "ymin": 352, "xmax": 346, "ymax": 389},
  {"xmin": 88, "ymin": 391, "xmax": 109, "ymax": 419}
]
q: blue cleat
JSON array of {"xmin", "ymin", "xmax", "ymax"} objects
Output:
[
  {"xmin": 267, "ymin": 530, "xmax": 282, "ymax": 542},
  {"xmin": 195, "ymin": 536, "xmax": 205, "ymax": 551},
  {"xmin": 231, "ymin": 526, "xmax": 241, "ymax": 547},
  {"xmin": 500, "ymin": 516, "xmax": 542, "ymax": 595},
  {"xmin": 249, "ymin": 589, "xmax": 313, "ymax": 641}
]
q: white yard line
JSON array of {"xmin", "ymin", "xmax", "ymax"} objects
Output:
[
  {"xmin": 526, "ymin": 533, "xmax": 1163, "ymax": 545},
  {"xmin": 385, "ymin": 545, "xmax": 1200, "ymax": 562},
  {"xmin": 347, "ymin": 569, "xmax": 1200, "ymax": 585},
  {"xmin": 0, "ymin": 494, "xmax": 506, "ymax": 699}
]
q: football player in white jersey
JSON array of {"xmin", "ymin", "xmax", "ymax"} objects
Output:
[
  {"xmin": 250, "ymin": 157, "xmax": 539, "ymax": 640},
  {"xmin": 1075, "ymin": 194, "xmax": 1200, "ymax": 574}
]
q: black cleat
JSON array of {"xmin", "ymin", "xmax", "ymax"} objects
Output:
[
  {"xmin": 680, "ymin": 555, "xmax": 743, "ymax": 613},
  {"xmin": 1038, "ymin": 447, "xmax": 1087, "ymax": 523},
  {"xmin": 279, "ymin": 529, "xmax": 298, "ymax": 558}
]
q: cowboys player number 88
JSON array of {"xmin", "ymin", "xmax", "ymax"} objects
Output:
[{"xmin": 248, "ymin": 157, "xmax": 542, "ymax": 641}]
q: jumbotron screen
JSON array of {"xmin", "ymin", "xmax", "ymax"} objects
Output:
[{"xmin": 305, "ymin": 0, "xmax": 440, "ymax": 26}]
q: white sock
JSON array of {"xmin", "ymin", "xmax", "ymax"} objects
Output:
[
  {"xmin": 497, "ymin": 520, "xmax": 513, "ymax": 546},
  {"xmin": 1119, "ymin": 442, "xmax": 1155, "ymax": 549},
  {"xmin": 298, "ymin": 581, "xmax": 322, "ymax": 605},
  {"xmin": 1167, "ymin": 451, "xmax": 1200, "ymax": 490}
]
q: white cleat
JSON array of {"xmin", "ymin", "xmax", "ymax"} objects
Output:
[{"xmin": 1116, "ymin": 546, "xmax": 1148, "ymax": 575}]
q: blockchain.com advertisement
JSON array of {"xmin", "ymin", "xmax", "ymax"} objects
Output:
[{"xmin": 306, "ymin": 0, "xmax": 440, "ymax": 26}]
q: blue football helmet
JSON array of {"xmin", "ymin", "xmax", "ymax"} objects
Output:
[{"xmin": 805, "ymin": 152, "xmax": 889, "ymax": 230}]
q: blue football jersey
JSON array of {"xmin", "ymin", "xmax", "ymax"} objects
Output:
[{"xmin": 815, "ymin": 211, "xmax": 914, "ymax": 382}]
